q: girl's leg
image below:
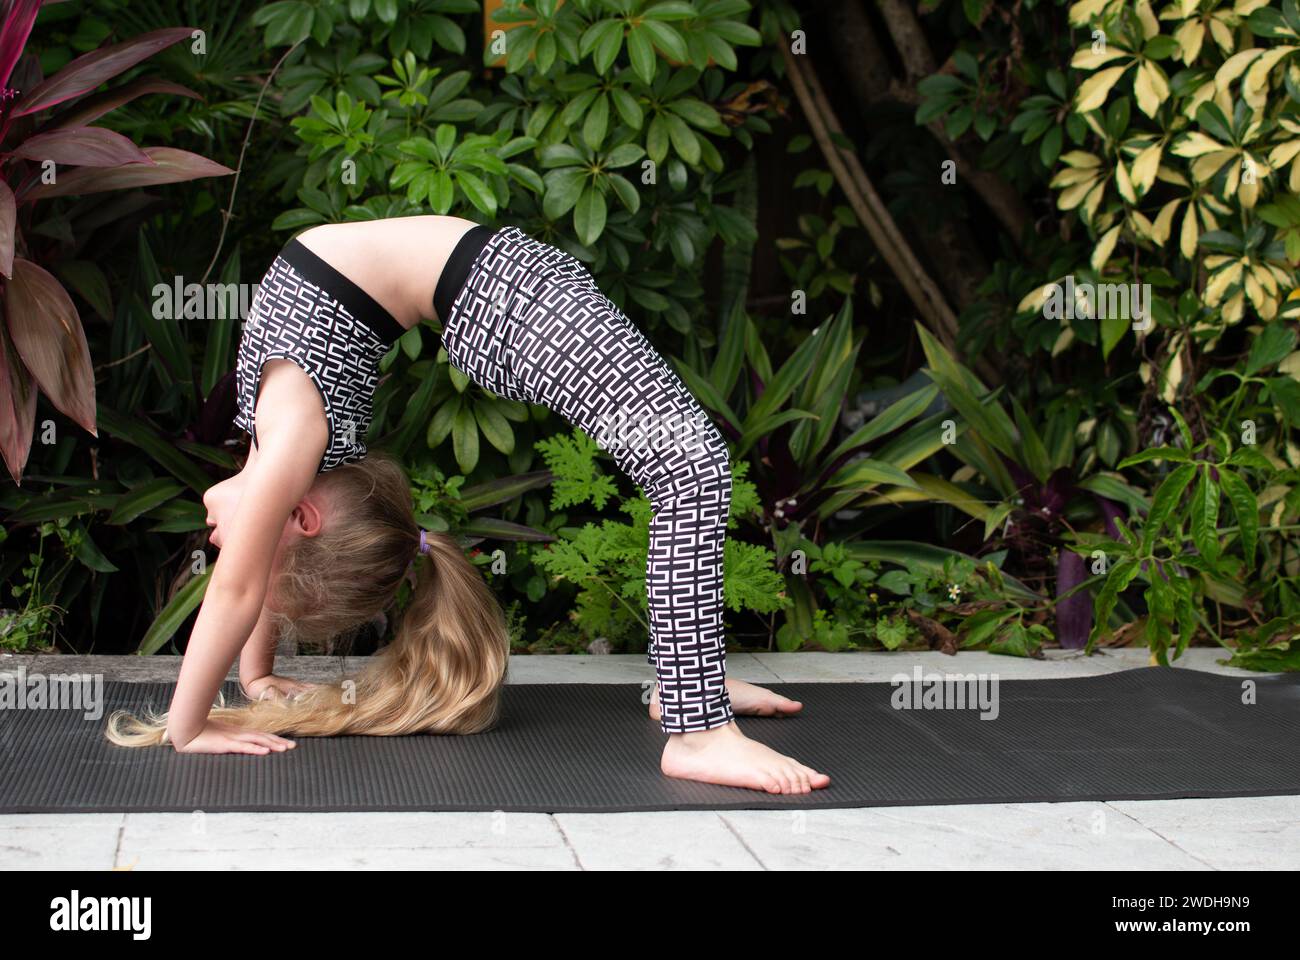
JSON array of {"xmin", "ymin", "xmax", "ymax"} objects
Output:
[{"xmin": 506, "ymin": 255, "xmax": 736, "ymax": 734}]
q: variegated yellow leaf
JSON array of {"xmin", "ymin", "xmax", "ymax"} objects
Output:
[
  {"xmin": 1060, "ymin": 150, "xmax": 1102, "ymax": 168},
  {"xmin": 1069, "ymin": 0, "xmax": 1111, "ymax": 25},
  {"xmin": 1269, "ymin": 139, "xmax": 1300, "ymax": 168},
  {"xmin": 1245, "ymin": 267, "xmax": 1266, "ymax": 311},
  {"xmin": 1091, "ymin": 223, "xmax": 1123, "ymax": 270},
  {"xmin": 1279, "ymin": 350, "xmax": 1300, "ymax": 380},
  {"xmin": 1171, "ymin": 131, "xmax": 1227, "ymax": 157},
  {"xmin": 1180, "ymin": 203, "xmax": 1200, "ymax": 258},
  {"xmin": 1238, "ymin": 158, "xmax": 1263, "ymax": 208},
  {"xmin": 1134, "ymin": 60, "xmax": 1169, "ymax": 117},
  {"xmin": 1160, "ymin": 350, "xmax": 1184, "ymax": 403},
  {"xmin": 1213, "ymin": 83, "xmax": 1234, "ymax": 118},
  {"xmin": 1130, "ymin": 142, "xmax": 1162, "ymax": 193},
  {"xmin": 1174, "ymin": 20, "xmax": 1205, "ymax": 64},
  {"xmin": 1051, "ymin": 325, "xmax": 1076, "ymax": 356},
  {"xmin": 1129, "ymin": 209, "xmax": 1154, "ymax": 239},
  {"xmin": 1243, "ymin": 47, "xmax": 1296, "ymax": 103},
  {"xmin": 1205, "ymin": 191, "xmax": 1232, "ymax": 214},
  {"xmin": 1223, "ymin": 290, "xmax": 1245, "ymax": 324},
  {"xmin": 1016, "ymin": 280, "xmax": 1059, "ymax": 313},
  {"xmin": 1208, "ymin": 16, "xmax": 1235, "ymax": 54},
  {"xmin": 1071, "ymin": 46, "xmax": 1133, "ymax": 69},
  {"xmin": 1083, "ymin": 180, "xmax": 1106, "ymax": 222},
  {"xmin": 1204, "ymin": 254, "xmax": 1233, "ymax": 270},
  {"xmin": 1179, "ymin": 82, "xmax": 1214, "ymax": 123},
  {"xmin": 1050, "ymin": 166, "xmax": 1102, "ymax": 188},
  {"xmin": 1235, "ymin": 0, "xmax": 1273, "ymax": 16},
  {"xmin": 1077, "ymin": 65, "xmax": 1130, "ymax": 112},
  {"xmin": 1191, "ymin": 148, "xmax": 1235, "ymax": 182},
  {"xmin": 1205, "ymin": 260, "xmax": 1244, "ymax": 305},
  {"xmin": 1255, "ymin": 263, "xmax": 1279, "ymax": 296},
  {"xmin": 1136, "ymin": 0, "xmax": 1158, "ymax": 39},
  {"xmin": 1151, "ymin": 198, "xmax": 1181, "ymax": 244},
  {"xmin": 1116, "ymin": 156, "xmax": 1137, "ymax": 202},
  {"xmin": 1216, "ymin": 48, "xmax": 1264, "ymax": 89},
  {"xmin": 1225, "ymin": 154, "xmax": 1243, "ymax": 194},
  {"xmin": 1059, "ymin": 177, "xmax": 1100, "ymax": 209}
]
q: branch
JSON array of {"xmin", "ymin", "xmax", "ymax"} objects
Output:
[{"xmin": 780, "ymin": 41, "xmax": 962, "ymax": 351}]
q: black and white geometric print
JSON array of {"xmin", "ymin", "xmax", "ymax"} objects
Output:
[
  {"xmin": 443, "ymin": 226, "xmax": 736, "ymax": 734},
  {"xmin": 234, "ymin": 245, "xmax": 397, "ymax": 475}
]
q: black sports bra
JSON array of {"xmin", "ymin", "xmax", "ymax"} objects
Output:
[{"xmin": 233, "ymin": 225, "xmax": 494, "ymax": 473}]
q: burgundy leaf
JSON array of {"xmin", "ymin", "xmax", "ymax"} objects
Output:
[
  {"xmin": 0, "ymin": 307, "xmax": 36, "ymax": 483},
  {"xmin": 18, "ymin": 145, "xmax": 233, "ymax": 202},
  {"xmin": 0, "ymin": 178, "xmax": 13, "ymax": 278},
  {"xmin": 4, "ymin": 256, "xmax": 97, "ymax": 436},
  {"xmin": 12, "ymin": 26, "xmax": 196, "ymax": 117},
  {"xmin": 8, "ymin": 125, "xmax": 153, "ymax": 166},
  {"xmin": 0, "ymin": 0, "xmax": 41, "ymax": 91},
  {"xmin": 44, "ymin": 78, "xmax": 201, "ymax": 129}
]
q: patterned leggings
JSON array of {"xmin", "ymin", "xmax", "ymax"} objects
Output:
[{"xmin": 441, "ymin": 226, "xmax": 735, "ymax": 733}]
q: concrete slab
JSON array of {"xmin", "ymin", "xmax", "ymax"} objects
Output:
[{"xmin": 111, "ymin": 812, "xmax": 575, "ymax": 870}]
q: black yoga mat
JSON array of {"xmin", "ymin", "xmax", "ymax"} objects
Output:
[{"xmin": 2, "ymin": 667, "xmax": 1298, "ymax": 813}]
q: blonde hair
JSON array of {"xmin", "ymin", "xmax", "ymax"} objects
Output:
[{"xmin": 105, "ymin": 452, "xmax": 510, "ymax": 746}]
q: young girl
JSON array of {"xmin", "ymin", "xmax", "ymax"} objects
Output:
[{"xmin": 107, "ymin": 216, "xmax": 830, "ymax": 795}]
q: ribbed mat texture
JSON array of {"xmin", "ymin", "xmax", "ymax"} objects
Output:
[{"xmin": 2, "ymin": 668, "xmax": 1298, "ymax": 812}]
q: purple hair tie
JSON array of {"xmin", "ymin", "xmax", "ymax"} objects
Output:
[{"xmin": 418, "ymin": 528, "xmax": 431, "ymax": 555}]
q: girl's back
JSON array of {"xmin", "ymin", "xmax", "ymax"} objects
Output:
[{"xmin": 295, "ymin": 215, "xmax": 482, "ymax": 329}]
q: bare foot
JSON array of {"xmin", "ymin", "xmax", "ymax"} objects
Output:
[
  {"xmin": 648, "ymin": 678, "xmax": 802, "ymax": 723},
  {"xmin": 661, "ymin": 720, "xmax": 830, "ymax": 794}
]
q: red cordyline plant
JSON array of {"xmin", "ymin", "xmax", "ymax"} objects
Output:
[{"xmin": 0, "ymin": 0, "xmax": 234, "ymax": 485}]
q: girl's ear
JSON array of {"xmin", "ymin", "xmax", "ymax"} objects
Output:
[{"xmin": 288, "ymin": 491, "xmax": 329, "ymax": 541}]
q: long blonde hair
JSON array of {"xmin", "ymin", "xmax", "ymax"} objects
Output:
[{"xmin": 105, "ymin": 452, "xmax": 510, "ymax": 746}]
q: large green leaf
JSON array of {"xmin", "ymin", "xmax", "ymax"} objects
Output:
[
  {"xmin": 459, "ymin": 469, "xmax": 554, "ymax": 511},
  {"xmin": 97, "ymin": 405, "xmax": 213, "ymax": 493},
  {"xmin": 460, "ymin": 516, "xmax": 556, "ymax": 541},
  {"xmin": 106, "ymin": 477, "xmax": 185, "ymax": 525},
  {"xmin": 137, "ymin": 567, "xmax": 210, "ymax": 655},
  {"xmin": 823, "ymin": 384, "xmax": 940, "ymax": 465},
  {"xmin": 914, "ymin": 323, "xmax": 1020, "ymax": 461}
]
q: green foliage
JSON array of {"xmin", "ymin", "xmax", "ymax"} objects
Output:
[
  {"xmin": 530, "ymin": 426, "xmax": 785, "ymax": 649},
  {"xmin": 0, "ymin": 521, "xmax": 75, "ymax": 652},
  {"xmin": 534, "ymin": 424, "xmax": 621, "ymax": 509}
]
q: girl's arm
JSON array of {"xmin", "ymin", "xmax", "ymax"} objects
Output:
[
  {"xmin": 166, "ymin": 359, "xmax": 328, "ymax": 750},
  {"xmin": 237, "ymin": 603, "xmax": 279, "ymax": 689},
  {"xmin": 238, "ymin": 604, "xmax": 319, "ymax": 701}
]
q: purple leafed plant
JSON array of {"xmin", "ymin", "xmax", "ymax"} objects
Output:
[{"xmin": 0, "ymin": 2, "xmax": 234, "ymax": 484}]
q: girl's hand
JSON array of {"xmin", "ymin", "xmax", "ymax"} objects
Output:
[
  {"xmin": 168, "ymin": 719, "xmax": 296, "ymax": 755},
  {"xmin": 242, "ymin": 674, "xmax": 318, "ymax": 701}
]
